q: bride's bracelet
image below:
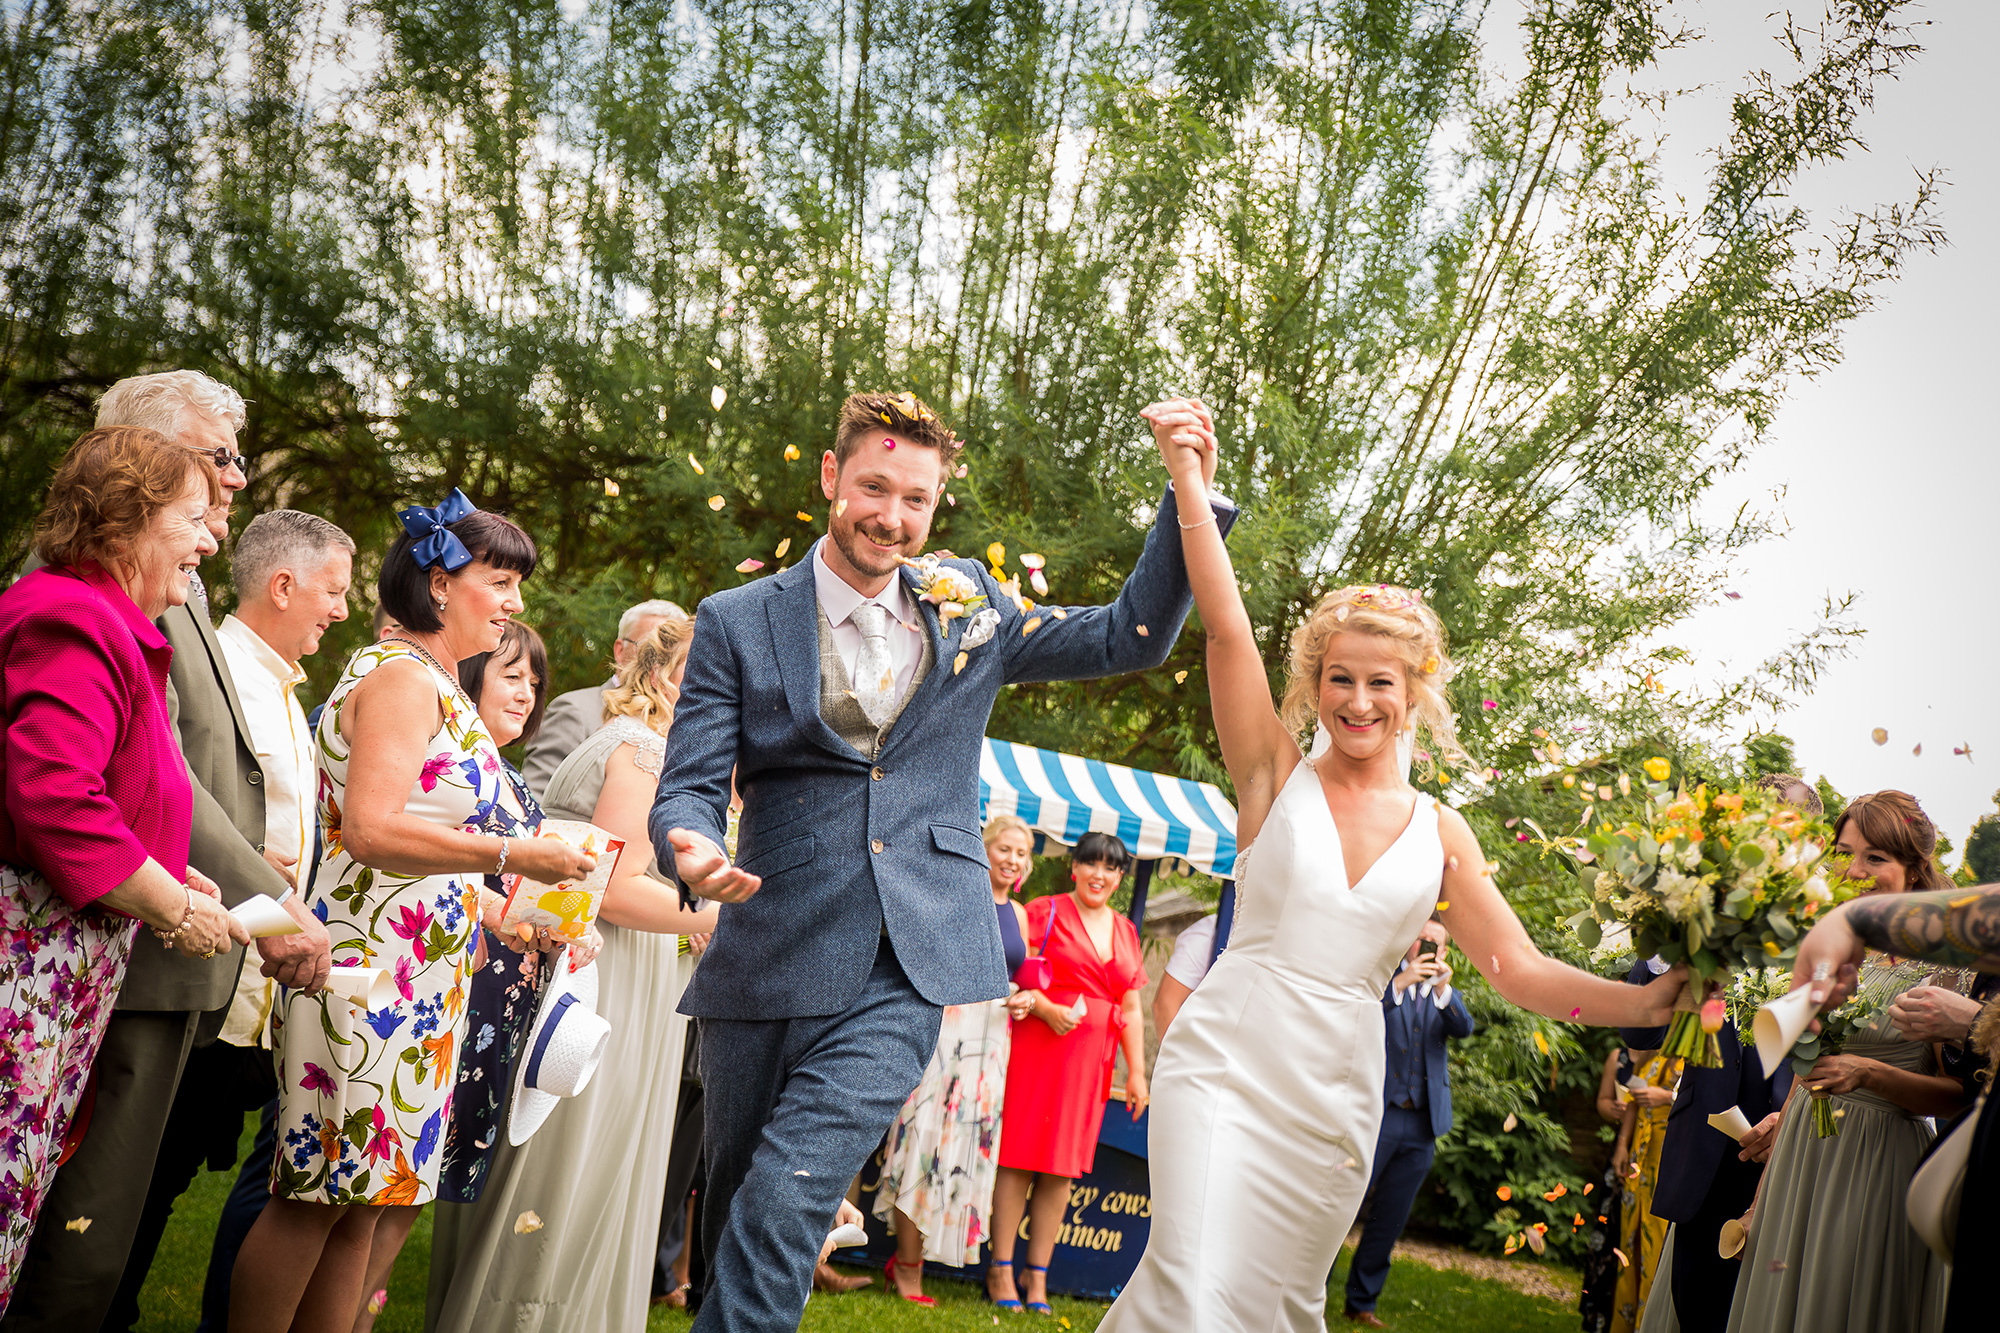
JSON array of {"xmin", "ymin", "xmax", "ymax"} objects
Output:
[
  {"xmin": 1177, "ymin": 510, "xmax": 1216, "ymax": 531},
  {"xmin": 494, "ymin": 835, "xmax": 510, "ymax": 877}
]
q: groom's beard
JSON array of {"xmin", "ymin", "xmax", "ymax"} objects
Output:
[{"xmin": 830, "ymin": 519, "xmax": 920, "ymax": 580}]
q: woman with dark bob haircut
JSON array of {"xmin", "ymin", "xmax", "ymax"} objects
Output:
[
  {"xmin": 989, "ymin": 831, "xmax": 1149, "ymax": 1313},
  {"xmin": 234, "ymin": 492, "xmax": 596, "ymax": 1333},
  {"xmin": 0, "ymin": 427, "xmax": 249, "ymax": 1309}
]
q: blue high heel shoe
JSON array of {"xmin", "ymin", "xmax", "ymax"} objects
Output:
[
  {"xmin": 1022, "ymin": 1263, "xmax": 1053, "ymax": 1315},
  {"xmin": 986, "ymin": 1257, "xmax": 1023, "ymax": 1312}
]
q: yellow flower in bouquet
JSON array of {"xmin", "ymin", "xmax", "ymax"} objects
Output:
[{"xmin": 1562, "ymin": 767, "xmax": 1853, "ymax": 1066}]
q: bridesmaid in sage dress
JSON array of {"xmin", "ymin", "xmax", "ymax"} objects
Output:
[
  {"xmin": 427, "ymin": 617, "xmax": 719, "ymax": 1333},
  {"xmin": 1727, "ymin": 791, "xmax": 1969, "ymax": 1333}
]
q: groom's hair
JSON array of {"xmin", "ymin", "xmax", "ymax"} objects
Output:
[{"xmin": 834, "ymin": 391, "xmax": 963, "ymax": 478}]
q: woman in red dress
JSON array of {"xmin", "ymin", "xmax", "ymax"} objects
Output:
[{"xmin": 990, "ymin": 833, "xmax": 1150, "ymax": 1314}]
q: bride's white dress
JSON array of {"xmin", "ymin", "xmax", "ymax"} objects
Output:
[{"xmin": 1101, "ymin": 761, "xmax": 1443, "ymax": 1332}]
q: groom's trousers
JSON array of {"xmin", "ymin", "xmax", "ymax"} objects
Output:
[{"xmin": 693, "ymin": 939, "xmax": 942, "ymax": 1333}]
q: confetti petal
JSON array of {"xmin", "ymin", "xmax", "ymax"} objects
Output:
[
  {"xmin": 883, "ymin": 436, "xmax": 897, "ymax": 450},
  {"xmin": 784, "ymin": 444, "xmax": 801, "ymax": 462},
  {"xmin": 1174, "ymin": 670, "xmax": 1188, "ymax": 684},
  {"xmin": 796, "ymin": 510, "xmax": 813, "ymax": 522},
  {"xmin": 602, "ymin": 478, "xmax": 620, "ymax": 496},
  {"xmin": 708, "ymin": 495, "xmax": 726, "ymax": 511},
  {"xmin": 1020, "ymin": 552, "xmax": 1046, "ymax": 570},
  {"xmin": 1481, "ymin": 699, "xmax": 1497, "ymax": 710},
  {"xmin": 1496, "ymin": 1185, "xmax": 1513, "ymax": 1200},
  {"xmin": 954, "ymin": 651, "xmax": 968, "ymax": 675},
  {"xmin": 1029, "ymin": 570, "xmax": 1048, "ymax": 597},
  {"xmin": 1525, "ymin": 1227, "xmax": 1546, "ymax": 1255},
  {"xmin": 688, "ymin": 453, "xmax": 704, "ymax": 474},
  {"xmin": 706, "ymin": 355, "xmax": 721, "ymax": 369},
  {"xmin": 1532, "ymin": 1031, "xmax": 1550, "ymax": 1056},
  {"xmin": 367, "ymin": 1289, "xmax": 388, "ymax": 1315},
  {"xmin": 1435, "ymin": 901, "xmax": 1449, "ymax": 911},
  {"xmin": 1912, "ymin": 743, "xmax": 1922, "ymax": 757},
  {"xmin": 514, "ymin": 1210, "xmax": 543, "ymax": 1235},
  {"xmin": 987, "ymin": 542, "xmax": 1006, "ymax": 566},
  {"xmin": 1871, "ymin": 727, "xmax": 1888, "ymax": 746},
  {"xmin": 1021, "ymin": 617, "xmax": 1042, "ymax": 637},
  {"xmin": 774, "ymin": 538, "xmax": 791, "ymax": 559},
  {"xmin": 1503, "ymin": 1112, "xmax": 1518, "ymax": 1132},
  {"xmin": 1051, "ymin": 607, "xmax": 1067, "ymax": 620},
  {"xmin": 1583, "ymin": 1183, "xmax": 1593, "ymax": 1195},
  {"xmin": 710, "ymin": 385, "xmax": 727, "ymax": 410},
  {"xmin": 1136, "ymin": 624, "xmax": 1149, "ymax": 636},
  {"xmin": 946, "ymin": 492, "xmax": 956, "ymax": 505},
  {"xmin": 735, "ymin": 558, "xmax": 764, "ymax": 573},
  {"xmin": 836, "ymin": 499, "xmax": 848, "ymax": 517},
  {"xmin": 955, "ymin": 464, "xmax": 968, "ymax": 478},
  {"xmin": 66, "ymin": 1217, "xmax": 91, "ymax": 1233},
  {"xmin": 1570, "ymin": 1007, "xmax": 1581, "ymax": 1019},
  {"xmin": 1614, "ymin": 1247, "xmax": 1630, "ymax": 1268}
]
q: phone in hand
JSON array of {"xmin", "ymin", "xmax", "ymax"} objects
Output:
[{"xmin": 1417, "ymin": 939, "xmax": 1440, "ymax": 962}]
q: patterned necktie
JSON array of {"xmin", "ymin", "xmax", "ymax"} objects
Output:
[
  {"xmin": 849, "ymin": 600, "xmax": 896, "ymax": 728},
  {"xmin": 187, "ymin": 569, "xmax": 210, "ymax": 615}
]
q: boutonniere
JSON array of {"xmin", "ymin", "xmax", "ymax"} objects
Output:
[{"xmin": 900, "ymin": 555, "xmax": 1000, "ymax": 671}]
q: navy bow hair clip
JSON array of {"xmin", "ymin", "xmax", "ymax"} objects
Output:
[{"xmin": 399, "ymin": 488, "xmax": 478, "ymax": 571}]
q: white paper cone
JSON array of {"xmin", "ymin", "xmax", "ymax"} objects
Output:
[
  {"xmin": 1718, "ymin": 1218, "xmax": 1747, "ymax": 1259},
  {"xmin": 230, "ymin": 895, "xmax": 302, "ymax": 938},
  {"xmin": 326, "ymin": 966, "xmax": 396, "ymax": 1010},
  {"xmin": 1752, "ymin": 986, "xmax": 1820, "ymax": 1075},
  {"xmin": 1707, "ymin": 1107, "xmax": 1754, "ymax": 1141},
  {"xmin": 827, "ymin": 1223, "xmax": 868, "ymax": 1249}
]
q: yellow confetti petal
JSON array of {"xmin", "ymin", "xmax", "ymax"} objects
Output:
[
  {"xmin": 706, "ymin": 355, "xmax": 721, "ymax": 369},
  {"xmin": 784, "ymin": 443, "xmax": 801, "ymax": 462},
  {"xmin": 1174, "ymin": 670, "xmax": 1188, "ymax": 684},
  {"xmin": 1561, "ymin": 774, "xmax": 1575, "ymax": 788},
  {"xmin": 986, "ymin": 542, "xmax": 1006, "ymax": 566},
  {"xmin": 1436, "ymin": 901, "xmax": 1449, "ymax": 911},
  {"xmin": 1871, "ymin": 727, "xmax": 1888, "ymax": 745},
  {"xmin": 736, "ymin": 558, "xmax": 764, "ymax": 573},
  {"xmin": 1136, "ymin": 624, "xmax": 1149, "ymax": 636},
  {"xmin": 1051, "ymin": 607, "xmax": 1067, "ymax": 620},
  {"xmin": 796, "ymin": 510, "xmax": 813, "ymax": 522},
  {"xmin": 1614, "ymin": 1247, "xmax": 1630, "ymax": 1268},
  {"xmin": 1643, "ymin": 756, "xmax": 1671, "ymax": 781},
  {"xmin": 514, "ymin": 1210, "xmax": 543, "ymax": 1235},
  {"xmin": 710, "ymin": 385, "xmax": 727, "ymax": 410},
  {"xmin": 1021, "ymin": 616, "xmax": 1042, "ymax": 637},
  {"xmin": 954, "ymin": 651, "xmax": 968, "ymax": 675},
  {"xmin": 66, "ymin": 1217, "xmax": 92, "ymax": 1233},
  {"xmin": 1533, "ymin": 1030, "xmax": 1550, "ymax": 1056},
  {"xmin": 708, "ymin": 495, "xmax": 726, "ymax": 511},
  {"xmin": 602, "ymin": 478, "xmax": 620, "ymax": 497},
  {"xmin": 836, "ymin": 499, "xmax": 848, "ymax": 517},
  {"xmin": 774, "ymin": 538, "xmax": 791, "ymax": 559},
  {"xmin": 688, "ymin": 453, "xmax": 704, "ymax": 474},
  {"xmin": 1502, "ymin": 1112, "xmax": 1518, "ymax": 1132}
]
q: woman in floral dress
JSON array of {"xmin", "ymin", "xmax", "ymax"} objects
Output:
[{"xmin": 231, "ymin": 493, "xmax": 593, "ymax": 1333}]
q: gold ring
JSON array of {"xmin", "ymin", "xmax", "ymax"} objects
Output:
[{"xmin": 200, "ymin": 949, "xmax": 217, "ymax": 960}]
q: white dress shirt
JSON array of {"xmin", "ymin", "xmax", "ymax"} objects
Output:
[
  {"xmin": 215, "ymin": 614, "xmax": 316, "ymax": 1047},
  {"xmin": 1390, "ymin": 957, "xmax": 1456, "ymax": 1010},
  {"xmin": 1165, "ymin": 915, "xmax": 1219, "ymax": 989},
  {"xmin": 812, "ymin": 539, "xmax": 923, "ymax": 702}
]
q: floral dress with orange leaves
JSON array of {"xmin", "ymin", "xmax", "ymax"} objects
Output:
[{"xmin": 270, "ymin": 641, "xmax": 499, "ymax": 1206}]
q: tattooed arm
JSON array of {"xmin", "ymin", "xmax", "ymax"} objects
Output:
[{"xmin": 1789, "ymin": 886, "xmax": 2000, "ymax": 1009}]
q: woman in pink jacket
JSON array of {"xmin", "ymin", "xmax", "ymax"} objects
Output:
[{"xmin": 0, "ymin": 426, "xmax": 250, "ymax": 1311}]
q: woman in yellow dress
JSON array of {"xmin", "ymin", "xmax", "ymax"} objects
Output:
[{"xmin": 1612, "ymin": 1048, "xmax": 1682, "ymax": 1333}]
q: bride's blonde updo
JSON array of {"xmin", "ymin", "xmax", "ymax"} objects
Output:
[
  {"xmin": 602, "ymin": 613, "xmax": 695, "ymax": 737},
  {"xmin": 1278, "ymin": 584, "xmax": 1470, "ymax": 769}
]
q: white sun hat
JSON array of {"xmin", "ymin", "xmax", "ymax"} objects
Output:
[{"xmin": 507, "ymin": 950, "xmax": 612, "ymax": 1146}]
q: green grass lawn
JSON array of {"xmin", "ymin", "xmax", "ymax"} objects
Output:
[{"xmin": 136, "ymin": 1127, "xmax": 1578, "ymax": 1333}]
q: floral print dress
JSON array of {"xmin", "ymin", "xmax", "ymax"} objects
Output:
[{"xmin": 270, "ymin": 641, "xmax": 499, "ymax": 1206}]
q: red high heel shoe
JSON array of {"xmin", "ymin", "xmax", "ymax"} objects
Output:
[{"xmin": 884, "ymin": 1255, "xmax": 937, "ymax": 1306}]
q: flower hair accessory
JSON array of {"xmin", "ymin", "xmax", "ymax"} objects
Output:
[
  {"xmin": 399, "ymin": 488, "xmax": 478, "ymax": 571},
  {"xmin": 1349, "ymin": 584, "xmax": 1419, "ymax": 612}
]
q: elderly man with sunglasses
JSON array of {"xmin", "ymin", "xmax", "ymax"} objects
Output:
[{"xmin": 3, "ymin": 371, "xmax": 332, "ymax": 1333}]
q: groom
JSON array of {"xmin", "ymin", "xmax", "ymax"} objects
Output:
[{"xmin": 651, "ymin": 391, "xmax": 1231, "ymax": 1331}]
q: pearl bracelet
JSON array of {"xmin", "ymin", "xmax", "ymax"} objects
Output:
[
  {"xmin": 1177, "ymin": 510, "xmax": 1216, "ymax": 531},
  {"xmin": 153, "ymin": 882, "xmax": 195, "ymax": 949}
]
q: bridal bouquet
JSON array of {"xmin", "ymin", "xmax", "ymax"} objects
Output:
[
  {"xmin": 1786, "ymin": 957, "xmax": 1930, "ymax": 1136},
  {"xmin": 1723, "ymin": 967, "xmax": 1791, "ymax": 1033},
  {"xmin": 1564, "ymin": 769, "xmax": 1851, "ymax": 1066}
]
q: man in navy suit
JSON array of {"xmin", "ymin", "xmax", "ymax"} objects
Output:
[
  {"xmin": 651, "ymin": 391, "xmax": 1233, "ymax": 1333},
  {"xmin": 1342, "ymin": 916, "xmax": 1475, "ymax": 1326},
  {"xmin": 1620, "ymin": 961, "xmax": 1790, "ymax": 1330}
]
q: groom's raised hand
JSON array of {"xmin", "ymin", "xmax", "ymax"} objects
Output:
[
  {"xmin": 668, "ymin": 828, "xmax": 763, "ymax": 903},
  {"xmin": 1140, "ymin": 397, "xmax": 1218, "ymax": 489}
]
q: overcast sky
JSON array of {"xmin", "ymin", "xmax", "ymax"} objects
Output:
[{"xmin": 1486, "ymin": 0, "xmax": 1998, "ymax": 859}]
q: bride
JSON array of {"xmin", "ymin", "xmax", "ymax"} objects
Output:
[{"xmin": 1099, "ymin": 402, "xmax": 1686, "ymax": 1332}]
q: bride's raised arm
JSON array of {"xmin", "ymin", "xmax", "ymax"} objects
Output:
[
  {"xmin": 1143, "ymin": 399, "xmax": 1298, "ymax": 842},
  {"xmin": 1435, "ymin": 807, "xmax": 1684, "ymax": 1027}
]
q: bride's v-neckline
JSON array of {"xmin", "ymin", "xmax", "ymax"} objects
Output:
[{"xmin": 1301, "ymin": 763, "xmax": 1424, "ymax": 890}]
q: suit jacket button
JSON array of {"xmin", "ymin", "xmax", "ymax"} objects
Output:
[
  {"xmin": 871, "ymin": 838, "xmax": 884, "ymax": 853},
  {"xmin": 248, "ymin": 771, "xmax": 263, "ymax": 786},
  {"xmin": 871, "ymin": 767, "xmax": 884, "ymax": 781}
]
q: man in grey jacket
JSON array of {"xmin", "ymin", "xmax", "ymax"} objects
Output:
[
  {"xmin": 521, "ymin": 597, "xmax": 684, "ymax": 795},
  {"xmin": 653, "ymin": 391, "xmax": 1230, "ymax": 1332},
  {"xmin": 3, "ymin": 371, "xmax": 331, "ymax": 1332}
]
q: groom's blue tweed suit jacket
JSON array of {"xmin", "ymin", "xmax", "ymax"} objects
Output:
[{"xmin": 652, "ymin": 484, "xmax": 1235, "ymax": 1021}]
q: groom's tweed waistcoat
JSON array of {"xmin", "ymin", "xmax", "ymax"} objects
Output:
[
  {"xmin": 654, "ymin": 486, "xmax": 1237, "ymax": 1020},
  {"xmin": 816, "ymin": 604, "xmax": 934, "ymax": 759}
]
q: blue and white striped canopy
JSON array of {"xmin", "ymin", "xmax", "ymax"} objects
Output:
[{"xmin": 978, "ymin": 738, "xmax": 1240, "ymax": 879}]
